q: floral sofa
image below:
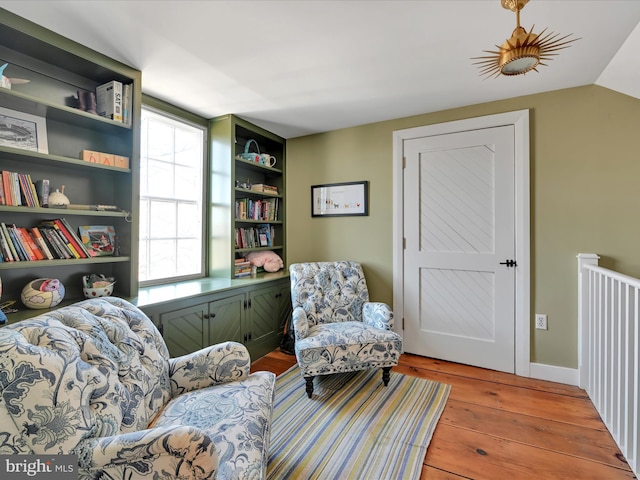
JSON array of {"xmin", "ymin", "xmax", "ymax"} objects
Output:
[{"xmin": 0, "ymin": 297, "xmax": 275, "ymax": 479}]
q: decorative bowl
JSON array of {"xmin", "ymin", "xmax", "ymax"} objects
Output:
[
  {"xmin": 82, "ymin": 275, "xmax": 115, "ymax": 298},
  {"xmin": 21, "ymin": 278, "xmax": 65, "ymax": 309}
]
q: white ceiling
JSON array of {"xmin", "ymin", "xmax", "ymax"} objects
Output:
[{"xmin": 2, "ymin": 0, "xmax": 640, "ymax": 139}]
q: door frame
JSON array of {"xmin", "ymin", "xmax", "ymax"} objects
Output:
[{"xmin": 392, "ymin": 110, "xmax": 531, "ymax": 377}]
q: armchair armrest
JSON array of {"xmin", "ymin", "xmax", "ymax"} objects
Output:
[
  {"xmin": 75, "ymin": 425, "xmax": 218, "ymax": 479},
  {"xmin": 363, "ymin": 302, "xmax": 394, "ymax": 330},
  {"xmin": 292, "ymin": 306, "xmax": 310, "ymax": 340},
  {"xmin": 169, "ymin": 341, "xmax": 250, "ymax": 396}
]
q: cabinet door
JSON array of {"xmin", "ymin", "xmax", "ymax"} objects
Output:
[
  {"xmin": 159, "ymin": 304, "xmax": 207, "ymax": 357},
  {"xmin": 208, "ymin": 293, "xmax": 244, "ymax": 345},
  {"xmin": 247, "ymin": 285, "xmax": 278, "ymax": 344},
  {"xmin": 275, "ymin": 280, "xmax": 293, "ymax": 333}
]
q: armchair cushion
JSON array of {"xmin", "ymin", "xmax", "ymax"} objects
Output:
[
  {"xmin": 169, "ymin": 341, "xmax": 250, "ymax": 396},
  {"xmin": 295, "ymin": 321, "xmax": 402, "ymax": 377},
  {"xmin": 363, "ymin": 301, "xmax": 394, "ymax": 330}
]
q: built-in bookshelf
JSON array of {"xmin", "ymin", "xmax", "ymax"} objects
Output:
[
  {"xmin": 210, "ymin": 115, "xmax": 286, "ymax": 278},
  {"xmin": 0, "ymin": 8, "xmax": 141, "ymax": 302}
]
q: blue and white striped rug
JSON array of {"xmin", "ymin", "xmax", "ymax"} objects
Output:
[{"xmin": 267, "ymin": 365, "xmax": 450, "ymax": 480}]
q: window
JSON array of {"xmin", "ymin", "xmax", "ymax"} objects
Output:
[{"xmin": 139, "ymin": 106, "xmax": 206, "ymax": 285}]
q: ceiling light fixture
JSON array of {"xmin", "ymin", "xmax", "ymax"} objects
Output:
[{"xmin": 472, "ymin": 0, "xmax": 579, "ymax": 78}]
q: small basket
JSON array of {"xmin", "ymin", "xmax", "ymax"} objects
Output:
[
  {"xmin": 235, "ymin": 139, "xmax": 261, "ymax": 162},
  {"xmin": 244, "ymin": 139, "xmax": 260, "ymax": 155}
]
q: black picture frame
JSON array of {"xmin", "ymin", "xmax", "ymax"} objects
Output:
[{"xmin": 311, "ymin": 181, "xmax": 369, "ymax": 217}]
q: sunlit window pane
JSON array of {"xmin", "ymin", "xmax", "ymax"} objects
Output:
[
  {"xmin": 177, "ymin": 239, "xmax": 201, "ymax": 274},
  {"xmin": 149, "ymin": 200, "xmax": 177, "ymax": 238},
  {"xmin": 177, "ymin": 203, "xmax": 200, "ymax": 238},
  {"xmin": 148, "ymin": 239, "xmax": 176, "ymax": 278},
  {"xmin": 147, "ymin": 159, "xmax": 174, "ymax": 198},
  {"xmin": 139, "ymin": 107, "xmax": 205, "ymax": 284}
]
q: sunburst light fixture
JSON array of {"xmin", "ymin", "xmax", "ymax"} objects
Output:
[{"xmin": 472, "ymin": 0, "xmax": 579, "ymax": 78}]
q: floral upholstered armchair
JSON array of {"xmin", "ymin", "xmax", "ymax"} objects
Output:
[
  {"xmin": 290, "ymin": 261, "xmax": 403, "ymax": 398},
  {"xmin": 0, "ymin": 297, "xmax": 275, "ymax": 479}
]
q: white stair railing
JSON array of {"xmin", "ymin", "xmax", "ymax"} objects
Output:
[{"xmin": 578, "ymin": 253, "xmax": 639, "ymax": 476}]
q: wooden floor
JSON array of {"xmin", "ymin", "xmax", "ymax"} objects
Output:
[{"xmin": 251, "ymin": 350, "xmax": 636, "ymax": 480}]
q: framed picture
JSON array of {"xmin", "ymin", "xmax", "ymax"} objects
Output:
[
  {"xmin": 78, "ymin": 225, "xmax": 117, "ymax": 256},
  {"xmin": 0, "ymin": 106, "xmax": 48, "ymax": 153},
  {"xmin": 311, "ymin": 181, "xmax": 369, "ymax": 217}
]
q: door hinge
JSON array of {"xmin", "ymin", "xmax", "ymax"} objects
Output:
[
  {"xmin": 403, "ymin": 237, "xmax": 406, "ymax": 249},
  {"xmin": 402, "ymin": 318, "xmax": 405, "ymax": 330},
  {"xmin": 403, "ymin": 156, "xmax": 406, "ymax": 169},
  {"xmin": 499, "ymin": 259, "xmax": 518, "ymax": 268}
]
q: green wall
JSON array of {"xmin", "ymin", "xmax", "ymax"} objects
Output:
[{"xmin": 285, "ymin": 85, "xmax": 640, "ymax": 369}]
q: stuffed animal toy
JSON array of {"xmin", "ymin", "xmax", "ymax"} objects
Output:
[{"xmin": 245, "ymin": 250, "xmax": 284, "ymax": 273}]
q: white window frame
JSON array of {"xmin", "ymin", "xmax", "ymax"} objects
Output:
[{"xmin": 139, "ymin": 105, "xmax": 207, "ymax": 286}]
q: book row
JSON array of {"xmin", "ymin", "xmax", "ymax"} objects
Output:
[
  {"xmin": 235, "ymin": 197, "xmax": 279, "ymax": 221},
  {"xmin": 235, "ymin": 224, "xmax": 275, "ymax": 249},
  {"xmin": 0, "ymin": 171, "xmax": 48, "ymax": 207},
  {"xmin": 0, "ymin": 219, "xmax": 117, "ymax": 262}
]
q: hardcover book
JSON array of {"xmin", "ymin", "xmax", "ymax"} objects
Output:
[{"xmin": 96, "ymin": 80, "xmax": 123, "ymax": 122}]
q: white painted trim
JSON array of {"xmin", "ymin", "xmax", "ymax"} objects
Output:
[
  {"xmin": 529, "ymin": 363, "xmax": 580, "ymax": 386},
  {"xmin": 577, "ymin": 253, "xmax": 600, "ymax": 390},
  {"xmin": 392, "ymin": 110, "xmax": 531, "ymax": 377}
]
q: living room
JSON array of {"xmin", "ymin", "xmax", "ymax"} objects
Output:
[{"xmin": 1, "ymin": 2, "xmax": 640, "ymax": 479}]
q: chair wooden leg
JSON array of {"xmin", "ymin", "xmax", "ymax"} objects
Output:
[
  {"xmin": 305, "ymin": 376, "xmax": 314, "ymax": 398},
  {"xmin": 382, "ymin": 367, "xmax": 391, "ymax": 386}
]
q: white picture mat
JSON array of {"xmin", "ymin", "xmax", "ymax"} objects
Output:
[
  {"xmin": 312, "ymin": 181, "xmax": 368, "ymax": 216},
  {"xmin": 0, "ymin": 106, "xmax": 49, "ymax": 153}
]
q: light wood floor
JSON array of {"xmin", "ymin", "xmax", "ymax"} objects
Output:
[{"xmin": 251, "ymin": 350, "xmax": 636, "ymax": 480}]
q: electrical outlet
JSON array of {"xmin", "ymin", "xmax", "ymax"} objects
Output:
[{"xmin": 535, "ymin": 314, "xmax": 548, "ymax": 330}]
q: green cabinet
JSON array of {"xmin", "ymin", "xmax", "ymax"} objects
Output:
[{"xmin": 145, "ymin": 278, "xmax": 291, "ymax": 359}]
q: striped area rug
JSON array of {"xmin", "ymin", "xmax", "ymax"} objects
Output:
[{"xmin": 267, "ymin": 366, "xmax": 451, "ymax": 480}]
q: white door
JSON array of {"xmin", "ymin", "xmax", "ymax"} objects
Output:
[{"xmin": 403, "ymin": 125, "xmax": 516, "ymax": 373}]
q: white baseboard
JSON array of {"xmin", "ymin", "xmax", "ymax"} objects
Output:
[{"xmin": 529, "ymin": 363, "xmax": 579, "ymax": 386}]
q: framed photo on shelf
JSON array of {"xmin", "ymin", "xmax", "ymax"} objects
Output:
[
  {"xmin": 0, "ymin": 106, "xmax": 48, "ymax": 153},
  {"xmin": 311, "ymin": 181, "xmax": 369, "ymax": 217},
  {"xmin": 78, "ymin": 225, "xmax": 117, "ymax": 256}
]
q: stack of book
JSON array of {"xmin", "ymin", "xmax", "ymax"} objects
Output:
[
  {"xmin": 234, "ymin": 258, "xmax": 252, "ymax": 278},
  {"xmin": 0, "ymin": 218, "xmax": 92, "ymax": 262},
  {"xmin": 250, "ymin": 184, "xmax": 278, "ymax": 194}
]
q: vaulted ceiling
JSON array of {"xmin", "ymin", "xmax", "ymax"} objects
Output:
[{"xmin": 2, "ymin": 0, "xmax": 640, "ymax": 138}]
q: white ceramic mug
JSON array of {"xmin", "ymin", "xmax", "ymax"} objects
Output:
[{"xmin": 260, "ymin": 154, "xmax": 277, "ymax": 167}]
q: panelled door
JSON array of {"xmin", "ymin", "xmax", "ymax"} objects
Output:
[{"xmin": 402, "ymin": 125, "xmax": 516, "ymax": 373}]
